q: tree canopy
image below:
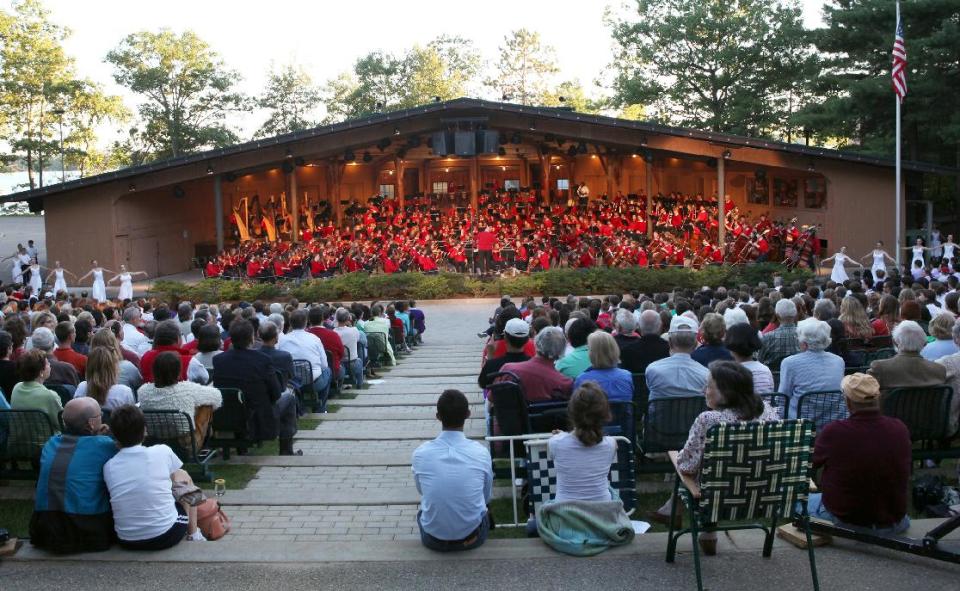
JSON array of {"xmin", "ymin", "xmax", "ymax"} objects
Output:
[{"xmin": 255, "ymin": 63, "xmax": 322, "ymax": 138}]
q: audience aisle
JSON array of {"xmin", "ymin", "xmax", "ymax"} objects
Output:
[{"xmin": 221, "ymin": 299, "xmax": 494, "ymax": 542}]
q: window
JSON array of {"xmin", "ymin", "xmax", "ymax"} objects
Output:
[
  {"xmin": 504, "ymin": 179, "xmax": 520, "ymax": 190},
  {"xmin": 557, "ymin": 179, "xmax": 570, "ymax": 191},
  {"xmin": 378, "ymin": 184, "xmax": 395, "ymax": 199},
  {"xmin": 773, "ymin": 178, "xmax": 798, "ymax": 208},
  {"xmin": 432, "ymin": 181, "xmax": 448, "ymax": 194},
  {"xmin": 804, "ymin": 178, "xmax": 826, "ymax": 209},
  {"xmin": 747, "ymin": 174, "xmax": 769, "ymax": 205}
]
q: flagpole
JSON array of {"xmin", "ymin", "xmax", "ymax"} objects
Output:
[{"xmin": 894, "ymin": 1, "xmax": 902, "ymax": 270}]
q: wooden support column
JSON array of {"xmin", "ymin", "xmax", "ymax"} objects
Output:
[
  {"xmin": 328, "ymin": 159, "xmax": 344, "ymax": 227},
  {"xmin": 289, "ymin": 169, "xmax": 299, "ymax": 242},
  {"xmin": 395, "ymin": 157, "xmax": 405, "ymax": 208},
  {"xmin": 540, "ymin": 152, "xmax": 551, "ymax": 205},
  {"xmin": 213, "ymin": 174, "xmax": 224, "ymax": 251},
  {"xmin": 420, "ymin": 160, "xmax": 428, "ymax": 195},
  {"xmin": 645, "ymin": 156, "xmax": 654, "ymax": 239},
  {"xmin": 717, "ymin": 156, "xmax": 726, "ymax": 248},
  {"xmin": 469, "ymin": 156, "xmax": 479, "ymax": 211}
]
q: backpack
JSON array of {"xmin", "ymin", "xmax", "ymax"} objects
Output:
[{"xmin": 196, "ymin": 498, "xmax": 231, "ymax": 540}]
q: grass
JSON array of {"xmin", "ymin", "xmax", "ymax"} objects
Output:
[
  {"xmin": 297, "ymin": 418, "xmax": 322, "ymax": 430},
  {"xmin": 200, "ymin": 464, "xmax": 261, "ymax": 491},
  {"xmin": 0, "ymin": 499, "xmax": 33, "ymax": 538}
]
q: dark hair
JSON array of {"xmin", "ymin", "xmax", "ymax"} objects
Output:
[
  {"xmin": 259, "ymin": 320, "xmax": 279, "ymax": 343},
  {"xmin": 153, "ymin": 305, "xmax": 172, "ymax": 322},
  {"xmin": 531, "ymin": 316, "xmax": 551, "ymax": 335},
  {"xmin": 307, "ymin": 306, "xmax": 324, "ymax": 326},
  {"xmin": 196, "ymin": 324, "xmax": 222, "ymax": 353},
  {"xmin": 190, "ymin": 318, "xmax": 206, "ymax": 340},
  {"xmin": 74, "ymin": 318, "xmax": 93, "ymax": 343},
  {"xmin": 0, "ymin": 330, "xmax": 12, "ymax": 358},
  {"xmin": 229, "ymin": 317, "xmax": 254, "ymax": 349},
  {"xmin": 504, "ymin": 333, "xmax": 529, "ymax": 349},
  {"xmin": 18, "ymin": 348, "xmax": 48, "ymax": 382},
  {"xmin": 436, "ymin": 389, "xmax": 470, "ymax": 429},
  {"xmin": 566, "ymin": 317, "xmax": 596, "ymax": 348},
  {"xmin": 290, "ymin": 309, "xmax": 308, "ymax": 330},
  {"xmin": 723, "ymin": 323, "xmax": 763, "ymax": 357},
  {"xmin": 708, "ymin": 360, "xmax": 763, "ymax": 420},
  {"xmin": 568, "ymin": 381, "xmax": 611, "ymax": 446},
  {"xmin": 110, "ymin": 404, "xmax": 146, "ymax": 447},
  {"xmin": 153, "ymin": 319, "xmax": 181, "ymax": 347},
  {"xmin": 54, "ymin": 321, "xmax": 74, "ymax": 344},
  {"xmin": 153, "ymin": 351, "xmax": 182, "ymax": 388}
]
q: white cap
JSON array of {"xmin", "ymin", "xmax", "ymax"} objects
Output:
[
  {"xmin": 504, "ymin": 318, "xmax": 530, "ymax": 338},
  {"xmin": 668, "ymin": 315, "xmax": 699, "ymax": 334}
]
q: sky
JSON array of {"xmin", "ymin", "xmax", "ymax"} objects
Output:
[{"xmin": 4, "ymin": 0, "xmax": 830, "ymax": 143}]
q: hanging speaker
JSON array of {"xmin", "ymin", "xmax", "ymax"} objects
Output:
[
  {"xmin": 431, "ymin": 131, "xmax": 449, "ymax": 156},
  {"xmin": 455, "ymin": 131, "xmax": 476, "ymax": 156},
  {"xmin": 480, "ymin": 130, "xmax": 499, "ymax": 154}
]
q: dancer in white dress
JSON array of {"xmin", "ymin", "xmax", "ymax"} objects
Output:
[
  {"xmin": 821, "ymin": 247, "xmax": 862, "ymax": 284},
  {"xmin": 931, "ymin": 228, "xmax": 942, "ymax": 260},
  {"xmin": 108, "ymin": 264, "xmax": 148, "ymax": 302},
  {"xmin": 45, "ymin": 262, "xmax": 77, "ymax": 297},
  {"xmin": 27, "ymin": 260, "xmax": 45, "ymax": 295},
  {"xmin": 941, "ymin": 234, "xmax": 957, "ymax": 266},
  {"xmin": 77, "ymin": 260, "xmax": 115, "ymax": 304},
  {"xmin": 902, "ymin": 238, "xmax": 932, "ymax": 269},
  {"xmin": 859, "ymin": 241, "xmax": 896, "ymax": 279}
]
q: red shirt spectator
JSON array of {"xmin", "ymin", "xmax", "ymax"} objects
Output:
[
  {"xmin": 53, "ymin": 347, "xmax": 87, "ymax": 377},
  {"xmin": 307, "ymin": 325, "xmax": 343, "ymax": 371},
  {"xmin": 141, "ymin": 344, "xmax": 191, "ymax": 383}
]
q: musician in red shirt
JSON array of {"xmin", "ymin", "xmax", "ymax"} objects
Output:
[{"xmin": 475, "ymin": 226, "xmax": 496, "ymax": 274}]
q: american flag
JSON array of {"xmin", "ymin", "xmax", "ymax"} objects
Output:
[{"xmin": 892, "ymin": 10, "xmax": 907, "ymax": 102}]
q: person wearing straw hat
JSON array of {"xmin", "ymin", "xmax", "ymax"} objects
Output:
[{"xmin": 806, "ymin": 373, "xmax": 912, "ymax": 534}]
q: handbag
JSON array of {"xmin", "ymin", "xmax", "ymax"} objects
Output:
[{"xmin": 196, "ymin": 498, "xmax": 231, "ymax": 540}]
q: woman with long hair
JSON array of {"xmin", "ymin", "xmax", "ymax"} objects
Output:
[
  {"xmin": 74, "ymin": 347, "xmax": 135, "ymax": 410},
  {"xmin": 839, "ymin": 297, "xmax": 875, "ymax": 340},
  {"xmin": 871, "ymin": 295, "xmax": 899, "ymax": 337},
  {"xmin": 91, "ymin": 325, "xmax": 143, "ymax": 390}
]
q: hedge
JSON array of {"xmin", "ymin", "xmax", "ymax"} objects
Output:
[{"xmin": 148, "ymin": 264, "xmax": 811, "ymax": 305}]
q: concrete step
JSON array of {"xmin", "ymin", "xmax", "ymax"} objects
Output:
[
  {"xmin": 221, "ymin": 454, "xmax": 413, "ymax": 467},
  {"xmin": 312, "ymin": 406, "xmax": 481, "ymax": 421},
  {"xmin": 337, "ymin": 393, "xmax": 483, "ymax": 406},
  {"xmin": 294, "ymin": 421, "xmax": 485, "ymax": 440},
  {"xmin": 384, "ymin": 368, "xmax": 478, "ymax": 377},
  {"xmin": 213, "ymin": 486, "xmax": 510, "ymax": 506}
]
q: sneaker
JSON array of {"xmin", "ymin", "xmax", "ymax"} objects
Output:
[{"xmin": 187, "ymin": 531, "xmax": 207, "ymax": 542}]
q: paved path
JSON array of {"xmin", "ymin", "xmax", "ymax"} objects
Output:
[{"xmin": 219, "ymin": 298, "xmax": 496, "ymax": 542}]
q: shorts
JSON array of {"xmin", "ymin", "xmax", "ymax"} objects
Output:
[{"xmin": 118, "ymin": 502, "xmax": 189, "ymax": 551}]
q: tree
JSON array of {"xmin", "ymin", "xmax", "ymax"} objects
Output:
[
  {"xmin": 541, "ymin": 79, "xmax": 600, "ymax": 113},
  {"xmin": 0, "ymin": 0, "xmax": 126, "ymax": 188},
  {"xmin": 321, "ymin": 51, "xmax": 403, "ymax": 122},
  {"xmin": 255, "ymin": 63, "xmax": 322, "ymax": 138},
  {"xmin": 486, "ymin": 29, "xmax": 559, "ymax": 106},
  {"xmin": 607, "ymin": 0, "xmax": 812, "ymax": 136},
  {"xmin": 106, "ymin": 29, "xmax": 247, "ymax": 160}
]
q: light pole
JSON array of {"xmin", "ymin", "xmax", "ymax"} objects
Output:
[{"xmin": 51, "ymin": 108, "xmax": 66, "ymax": 183}]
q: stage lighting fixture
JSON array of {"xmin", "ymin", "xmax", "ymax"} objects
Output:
[
  {"xmin": 344, "ymin": 149, "xmax": 355, "ymax": 162},
  {"xmin": 807, "ymin": 161, "xmax": 816, "ymax": 172},
  {"xmin": 362, "ymin": 151, "xmax": 373, "ymax": 163},
  {"xmin": 640, "ymin": 136, "xmax": 648, "ymax": 147},
  {"xmin": 497, "ymin": 147, "xmax": 506, "ymax": 156},
  {"xmin": 205, "ymin": 164, "xmax": 214, "ymax": 175},
  {"xmin": 393, "ymin": 127, "xmax": 401, "ymax": 136},
  {"xmin": 285, "ymin": 147, "xmax": 293, "ymax": 159},
  {"xmin": 722, "ymin": 150, "xmax": 732, "ymax": 159},
  {"xmin": 567, "ymin": 145, "xmax": 578, "ymax": 158},
  {"xmin": 433, "ymin": 96, "xmax": 441, "ymax": 102},
  {"xmin": 510, "ymin": 132, "xmax": 522, "ymax": 145},
  {"xmin": 294, "ymin": 157, "xmax": 305, "ymax": 167},
  {"xmin": 577, "ymin": 141, "xmax": 588, "ymax": 154},
  {"xmin": 282, "ymin": 161, "xmax": 294, "ymax": 174},
  {"xmin": 128, "ymin": 183, "xmax": 136, "ymax": 192}
]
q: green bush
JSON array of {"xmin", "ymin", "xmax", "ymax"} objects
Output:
[{"xmin": 147, "ymin": 265, "xmax": 812, "ymax": 305}]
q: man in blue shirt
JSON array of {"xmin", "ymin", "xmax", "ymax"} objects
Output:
[
  {"xmin": 412, "ymin": 389, "xmax": 493, "ymax": 552},
  {"xmin": 30, "ymin": 398, "xmax": 117, "ymax": 554},
  {"xmin": 645, "ymin": 315, "xmax": 710, "ymax": 402}
]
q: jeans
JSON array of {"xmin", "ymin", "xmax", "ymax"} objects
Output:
[
  {"xmin": 804, "ymin": 493, "xmax": 910, "ymax": 535},
  {"xmin": 312, "ymin": 365, "xmax": 332, "ymax": 411},
  {"xmin": 342, "ymin": 358, "xmax": 363, "ymax": 388},
  {"xmin": 417, "ymin": 511, "xmax": 490, "ymax": 552},
  {"xmin": 273, "ymin": 391, "xmax": 299, "ymax": 438}
]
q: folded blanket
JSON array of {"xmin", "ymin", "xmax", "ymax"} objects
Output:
[{"xmin": 536, "ymin": 499, "xmax": 635, "ymax": 556}]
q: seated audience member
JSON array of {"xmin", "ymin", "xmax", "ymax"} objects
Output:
[
  {"xmin": 140, "ymin": 320, "xmax": 208, "ymax": 385},
  {"xmin": 838, "ymin": 297, "xmax": 875, "ymax": 341},
  {"xmin": 334, "ymin": 307, "xmax": 364, "ymax": 389},
  {"xmin": 478, "ymin": 318, "xmax": 531, "ymax": 389},
  {"xmin": 192, "ymin": 324, "xmax": 222, "ymax": 374},
  {"xmin": 104, "ymin": 320, "xmax": 142, "ymax": 371},
  {"xmin": 555, "ymin": 317, "xmax": 596, "ymax": 379},
  {"xmin": 214, "ymin": 319, "xmax": 300, "ymax": 455},
  {"xmin": 0, "ymin": 330, "xmax": 17, "ymax": 399},
  {"xmin": 120, "ymin": 306, "xmax": 152, "ymax": 357},
  {"xmin": 412, "ymin": 389, "xmax": 493, "ymax": 552},
  {"xmin": 758, "ymin": 299, "xmax": 799, "ymax": 368},
  {"xmin": 935, "ymin": 319, "xmax": 960, "ymax": 434},
  {"xmin": 73, "ymin": 347, "xmax": 136, "ymax": 410},
  {"xmin": 620, "ymin": 310, "xmax": 670, "ymax": 374},
  {"xmin": 871, "ymin": 294, "xmax": 899, "ymax": 337},
  {"xmin": 573, "ymin": 331, "xmax": 633, "ymax": 402},
  {"xmin": 724, "ymin": 323, "xmax": 775, "ymax": 394},
  {"xmin": 778, "ymin": 318, "xmax": 845, "ymax": 417},
  {"xmin": 103, "ymin": 405, "xmax": 206, "ymax": 549},
  {"xmin": 486, "ymin": 307, "xmax": 536, "ymax": 361},
  {"xmin": 91, "ymin": 326, "xmax": 142, "ymax": 390},
  {"xmin": 808, "ymin": 373, "xmax": 911, "ymax": 534},
  {"xmin": 29, "ymin": 398, "xmax": 117, "ymax": 554},
  {"xmin": 364, "ymin": 304, "xmax": 396, "ymax": 366},
  {"xmin": 611, "ymin": 308, "xmax": 640, "ymax": 350},
  {"xmin": 139, "ymin": 351, "xmax": 223, "ymax": 445},
  {"xmin": 30, "ymin": 327, "xmax": 79, "ymax": 387},
  {"xmin": 691, "ymin": 313, "xmax": 733, "ymax": 367},
  {"xmin": 921, "ymin": 311, "xmax": 959, "ymax": 361},
  {"xmin": 408, "ymin": 300, "xmax": 426, "ymax": 344},
  {"xmin": 280, "ymin": 309, "xmax": 332, "ymax": 400},
  {"xmin": 11, "ymin": 349, "xmax": 62, "ymax": 430},
  {"xmin": 305, "ymin": 306, "xmax": 343, "ymax": 377},
  {"xmin": 500, "ymin": 326, "xmax": 573, "ymax": 402},
  {"xmin": 258, "ymin": 321, "xmax": 294, "ymax": 384},
  {"xmin": 531, "ymin": 382, "xmax": 633, "ymax": 553},
  {"xmin": 645, "ymin": 316, "xmax": 709, "ymax": 402},
  {"xmin": 53, "ymin": 321, "xmax": 87, "ymax": 376},
  {"xmin": 868, "ymin": 320, "xmax": 947, "ymax": 391},
  {"xmin": 651, "ymin": 361, "xmax": 778, "ymax": 553}
]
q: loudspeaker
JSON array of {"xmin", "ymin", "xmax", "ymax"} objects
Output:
[
  {"xmin": 173, "ymin": 185, "xmax": 186, "ymax": 198},
  {"xmin": 455, "ymin": 131, "xmax": 476, "ymax": 156},
  {"xmin": 27, "ymin": 198, "xmax": 43, "ymax": 214},
  {"xmin": 755, "ymin": 169, "xmax": 767, "ymax": 180},
  {"xmin": 480, "ymin": 130, "xmax": 499, "ymax": 154},
  {"xmin": 431, "ymin": 131, "xmax": 450, "ymax": 156}
]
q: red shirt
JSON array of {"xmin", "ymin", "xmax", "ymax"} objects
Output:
[
  {"xmin": 492, "ymin": 338, "xmax": 536, "ymax": 360},
  {"xmin": 140, "ymin": 344, "xmax": 192, "ymax": 383},
  {"xmin": 53, "ymin": 348, "xmax": 87, "ymax": 377},
  {"xmin": 476, "ymin": 231, "xmax": 496, "ymax": 251},
  {"xmin": 307, "ymin": 326, "xmax": 343, "ymax": 370}
]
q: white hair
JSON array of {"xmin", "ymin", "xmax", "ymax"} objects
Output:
[
  {"xmin": 615, "ymin": 308, "xmax": 637, "ymax": 333},
  {"xmin": 638, "ymin": 310, "xmax": 661, "ymax": 335},
  {"xmin": 535, "ymin": 326, "xmax": 567, "ymax": 361},
  {"xmin": 893, "ymin": 320, "xmax": 928, "ymax": 353},
  {"xmin": 796, "ymin": 317, "xmax": 831, "ymax": 351},
  {"xmin": 723, "ymin": 307, "xmax": 749, "ymax": 329},
  {"xmin": 775, "ymin": 298, "xmax": 798, "ymax": 320}
]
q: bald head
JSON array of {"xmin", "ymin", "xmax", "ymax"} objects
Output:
[{"xmin": 62, "ymin": 398, "xmax": 101, "ymax": 435}]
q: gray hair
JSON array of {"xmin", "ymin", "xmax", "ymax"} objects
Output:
[
  {"xmin": 268, "ymin": 313, "xmax": 285, "ymax": 331},
  {"xmin": 668, "ymin": 331, "xmax": 697, "ymax": 352},
  {"xmin": 723, "ymin": 307, "xmax": 749, "ymax": 328},
  {"xmin": 31, "ymin": 327, "xmax": 56, "ymax": 352},
  {"xmin": 796, "ymin": 317, "xmax": 831, "ymax": 351},
  {"xmin": 813, "ymin": 299, "xmax": 836, "ymax": 321},
  {"xmin": 638, "ymin": 309, "xmax": 661, "ymax": 335},
  {"xmin": 535, "ymin": 326, "xmax": 567, "ymax": 361},
  {"xmin": 335, "ymin": 307, "xmax": 351, "ymax": 324},
  {"xmin": 775, "ymin": 298, "xmax": 798, "ymax": 321},
  {"xmin": 893, "ymin": 320, "xmax": 928, "ymax": 353},
  {"xmin": 269, "ymin": 303, "xmax": 283, "ymax": 315},
  {"xmin": 952, "ymin": 318, "xmax": 960, "ymax": 344},
  {"xmin": 122, "ymin": 306, "xmax": 141, "ymax": 323},
  {"xmin": 615, "ymin": 308, "xmax": 637, "ymax": 334}
]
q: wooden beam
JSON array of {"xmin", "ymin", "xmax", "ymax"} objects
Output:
[
  {"xmin": 470, "ymin": 156, "xmax": 479, "ymax": 211},
  {"xmin": 289, "ymin": 170, "xmax": 299, "ymax": 242},
  {"xmin": 394, "ymin": 157, "xmax": 405, "ymax": 208}
]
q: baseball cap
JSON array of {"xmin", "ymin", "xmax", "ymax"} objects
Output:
[
  {"xmin": 668, "ymin": 315, "xmax": 699, "ymax": 334},
  {"xmin": 504, "ymin": 318, "xmax": 531, "ymax": 338}
]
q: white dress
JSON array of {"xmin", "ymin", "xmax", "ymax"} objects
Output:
[
  {"xmin": 931, "ymin": 231, "xmax": 942, "ymax": 258},
  {"xmin": 91, "ymin": 268, "xmax": 107, "ymax": 303},
  {"xmin": 871, "ymin": 250, "xmax": 887, "ymax": 277},
  {"xmin": 944, "ymin": 243, "xmax": 956, "ymax": 263},
  {"xmin": 118, "ymin": 272, "xmax": 133, "ymax": 301},
  {"xmin": 912, "ymin": 246, "xmax": 926, "ymax": 267},
  {"xmin": 53, "ymin": 268, "xmax": 67, "ymax": 294},
  {"xmin": 830, "ymin": 253, "xmax": 850, "ymax": 283},
  {"xmin": 28, "ymin": 265, "xmax": 42, "ymax": 294}
]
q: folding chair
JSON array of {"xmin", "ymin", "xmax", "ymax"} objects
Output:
[
  {"xmin": 604, "ymin": 400, "xmax": 636, "ymax": 445},
  {"xmin": 366, "ymin": 332, "xmax": 388, "ymax": 369},
  {"xmin": 795, "ymin": 390, "xmax": 848, "ymax": 433},
  {"xmin": 142, "ymin": 409, "xmax": 217, "ymax": 481},
  {"xmin": 207, "ymin": 388, "xmax": 256, "ymax": 460},
  {"xmin": 0, "ymin": 409, "xmax": 56, "ymax": 479},
  {"xmin": 45, "ymin": 383, "xmax": 73, "ymax": 407},
  {"xmin": 487, "ymin": 371, "xmax": 531, "ymax": 458},
  {"xmin": 291, "ymin": 359, "xmax": 326, "ymax": 412},
  {"xmin": 326, "ymin": 349, "xmax": 343, "ymax": 398},
  {"xmin": 637, "ymin": 396, "xmax": 708, "ymax": 473},
  {"xmin": 883, "ymin": 386, "xmax": 956, "ymax": 461},
  {"xmin": 759, "ymin": 392, "xmax": 790, "ymax": 419},
  {"xmin": 666, "ymin": 419, "xmax": 819, "ymax": 591}
]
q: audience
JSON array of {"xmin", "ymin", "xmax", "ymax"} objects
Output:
[
  {"xmin": 724, "ymin": 322, "xmax": 774, "ymax": 394},
  {"xmin": 573, "ymin": 331, "xmax": 633, "ymax": 402},
  {"xmin": 53, "ymin": 321, "xmax": 87, "ymax": 376},
  {"xmin": 279, "ymin": 309, "xmax": 331, "ymax": 403},
  {"xmin": 73, "ymin": 347, "xmax": 136, "ymax": 410},
  {"xmin": 0, "ymin": 330, "xmax": 17, "ymax": 400},
  {"xmin": 334, "ymin": 307, "xmax": 364, "ymax": 389},
  {"xmin": 555, "ymin": 317, "xmax": 596, "ymax": 379},
  {"xmin": 645, "ymin": 315, "xmax": 709, "ymax": 402},
  {"xmin": 778, "ymin": 318, "xmax": 845, "ymax": 418},
  {"xmin": 620, "ymin": 309, "xmax": 670, "ymax": 374},
  {"xmin": 759, "ymin": 299, "xmax": 799, "ymax": 368},
  {"xmin": 478, "ymin": 318, "xmax": 531, "ymax": 389},
  {"xmin": 11, "ymin": 349, "xmax": 62, "ymax": 431},
  {"xmin": 935, "ymin": 318, "xmax": 960, "ymax": 435},
  {"xmin": 140, "ymin": 320, "xmax": 208, "ymax": 384},
  {"xmin": 868, "ymin": 320, "xmax": 947, "ymax": 391},
  {"xmin": 500, "ymin": 326, "xmax": 573, "ymax": 402},
  {"xmin": 921, "ymin": 311, "xmax": 958, "ymax": 361},
  {"xmin": 30, "ymin": 327, "xmax": 79, "ymax": 387},
  {"xmin": 91, "ymin": 326, "xmax": 142, "ymax": 390},
  {"xmin": 691, "ymin": 313, "xmax": 733, "ymax": 367},
  {"xmin": 138, "ymin": 351, "xmax": 223, "ymax": 446}
]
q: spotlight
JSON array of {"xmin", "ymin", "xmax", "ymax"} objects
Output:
[
  {"xmin": 722, "ymin": 150, "xmax": 732, "ymax": 159},
  {"xmin": 807, "ymin": 160, "xmax": 816, "ymax": 172},
  {"xmin": 510, "ymin": 132, "xmax": 522, "ymax": 145},
  {"xmin": 362, "ymin": 151, "xmax": 373, "ymax": 163},
  {"xmin": 393, "ymin": 127, "xmax": 400, "ymax": 136},
  {"xmin": 128, "ymin": 183, "xmax": 136, "ymax": 192},
  {"xmin": 205, "ymin": 164, "xmax": 214, "ymax": 175},
  {"xmin": 294, "ymin": 157, "xmax": 305, "ymax": 167},
  {"xmin": 640, "ymin": 136, "xmax": 648, "ymax": 147},
  {"xmin": 344, "ymin": 149, "xmax": 355, "ymax": 162},
  {"xmin": 567, "ymin": 145, "xmax": 578, "ymax": 158},
  {"xmin": 497, "ymin": 147, "xmax": 506, "ymax": 156},
  {"xmin": 577, "ymin": 141, "xmax": 588, "ymax": 154},
  {"xmin": 285, "ymin": 147, "xmax": 293, "ymax": 159}
]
